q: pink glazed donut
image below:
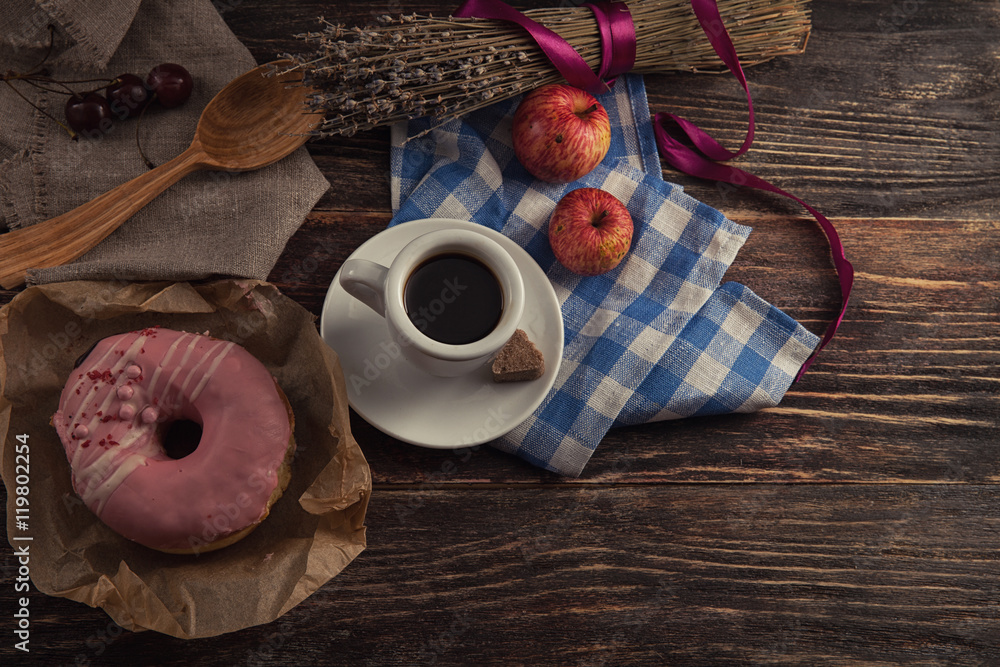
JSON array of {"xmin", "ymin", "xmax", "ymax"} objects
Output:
[{"xmin": 53, "ymin": 327, "xmax": 294, "ymax": 554}]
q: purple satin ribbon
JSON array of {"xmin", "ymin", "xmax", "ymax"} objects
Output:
[
  {"xmin": 654, "ymin": 0, "xmax": 853, "ymax": 379},
  {"xmin": 583, "ymin": 2, "xmax": 636, "ymax": 86},
  {"xmin": 453, "ymin": 0, "xmax": 853, "ymax": 380},
  {"xmin": 453, "ymin": 0, "xmax": 635, "ymax": 95}
]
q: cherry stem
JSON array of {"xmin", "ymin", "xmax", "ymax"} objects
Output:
[
  {"xmin": 45, "ymin": 76, "xmax": 117, "ymax": 85},
  {"xmin": 3, "ymin": 78, "xmax": 76, "ymax": 140},
  {"xmin": 136, "ymin": 92, "xmax": 157, "ymax": 169},
  {"xmin": 22, "ymin": 76, "xmax": 81, "ymax": 98},
  {"xmin": 23, "ymin": 25, "xmax": 56, "ymax": 76},
  {"xmin": 14, "ymin": 74, "xmax": 119, "ymax": 100},
  {"xmin": 19, "ymin": 78, "xmax": 69, "ymax": 95},
  {"xmin": 72, "ymin": 77, "xmax": 120, "ymax": 98},
  {"xmin": 31, "ymin": 74, "xmax": 78, "ymax": 97}
]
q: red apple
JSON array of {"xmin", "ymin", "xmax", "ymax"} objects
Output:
[
  {"xmin": 548, "ymin": 188, "xmax": 633, "ymax": 276},
  {"xmin": 512, "ymin": 84, "xmax": 611, "ymax": 183}
]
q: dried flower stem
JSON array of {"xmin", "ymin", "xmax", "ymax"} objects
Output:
[{"xmin": 281, "ymin": 0, "xmax": 811, "ymax": 137}]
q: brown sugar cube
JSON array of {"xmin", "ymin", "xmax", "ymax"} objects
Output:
[{"xmin": 491, "ymin": 329, "xmax": 545, "ymax": 382}]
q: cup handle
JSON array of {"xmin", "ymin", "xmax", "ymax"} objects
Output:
[{"xmin": 339, "ymin": 259, "xmax": 390, "ymax": 317}]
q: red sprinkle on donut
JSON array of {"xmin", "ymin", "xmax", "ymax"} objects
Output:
[{"xmin": 87, "ymin": 369, "xmax": 114, "ymax": 383}]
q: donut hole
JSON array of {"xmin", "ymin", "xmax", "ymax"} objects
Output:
[{"xmin": 163, "ymin": 419, "xmax": 203, "ymax": 460}]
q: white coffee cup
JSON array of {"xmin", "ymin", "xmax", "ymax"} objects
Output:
[{"xmin": 339, "ymin": 228, "xmax": 525, "ymax": 377}]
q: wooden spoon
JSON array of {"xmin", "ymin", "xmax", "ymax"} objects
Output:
[{"xmin": 0, "ymin": 61, "xmax": 322, "ymax": 289}]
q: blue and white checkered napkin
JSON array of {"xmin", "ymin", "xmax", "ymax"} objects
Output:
[{"xmin": 389, "ymin": 74, "xmax": 819, "ymax": 476}]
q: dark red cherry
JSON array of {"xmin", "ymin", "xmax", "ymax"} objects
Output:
[
  {"xmin": 146, "ymin": 63, "xmax": 193, "ymax": 108},
  {"xmin": 105, "ymin": 73, "xmax": 150, "ymax": 119},
  {"xmin": 64, "ymin": 93, "xmax": 113, "ymax": 135}
]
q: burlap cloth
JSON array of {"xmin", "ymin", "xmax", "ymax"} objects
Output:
[{"xmin": 0, "ymin": 0, "xmax": 329, "ymax": 283}]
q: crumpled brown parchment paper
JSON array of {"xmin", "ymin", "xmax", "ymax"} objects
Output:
[{"xmin": 0, "ymin": 279, "xmax": 371, "ymax": 638}]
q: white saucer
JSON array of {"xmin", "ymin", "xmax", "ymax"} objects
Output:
[{"xmin": 320, "ymin": 218, "xmax": 563, "ymax": 449}]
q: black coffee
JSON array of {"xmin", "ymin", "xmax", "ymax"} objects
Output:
[{"xmin": 404, "ymin": 253, "xmax": 503, "ymax": 345}]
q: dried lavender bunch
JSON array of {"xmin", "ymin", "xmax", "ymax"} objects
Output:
[{"xmin": 281, "ymin": 0, "xmax": 810, "ymax": 137}]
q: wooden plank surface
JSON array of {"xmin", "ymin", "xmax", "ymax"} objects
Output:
[
  {"xmin": 6, "ymin": 485, "xmax": 1000, "ymax": 664},
  {"xmin": 2, "ymin": 0, "xmax": 998, "ymax": 664}
]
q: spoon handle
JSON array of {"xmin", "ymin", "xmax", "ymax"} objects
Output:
[{"xmin": 0, "ymin": 144, "xmax": 207, "ymax": 289}]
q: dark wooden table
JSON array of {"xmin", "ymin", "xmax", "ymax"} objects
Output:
[{"xmin": 3, "ymin": 0, "xmax": 998, "ymax": 664}]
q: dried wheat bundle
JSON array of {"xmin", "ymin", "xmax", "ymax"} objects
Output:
[{"xmin": 281, "ymin": 0, "xmax": 810, "ymax": 137}]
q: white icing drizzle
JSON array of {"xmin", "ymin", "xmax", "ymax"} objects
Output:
[
  {"xmin": 70, "ymin": 330, "xmax": 238, "ymax": 513},
  {"xmin": 145, "ymin": 332, "xmax": 189, "ymax": 399},
  {"xmin": 189, "ymin": 342, "xmax": 235, "ymax": 401},
  {"xmin": 153, "ymin": 334, "xmax": 204, "ymax": 413},
  {"xmin": 86, "ymin": 454, "xmax": 150, "ymax": 514},
  {"xmin": 68, "ymin": 334, "xmax": 146, "ymax": 472},
  {"xmin": 177, "ymin": 339, "xmax": 227, "ymax": 399}
]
